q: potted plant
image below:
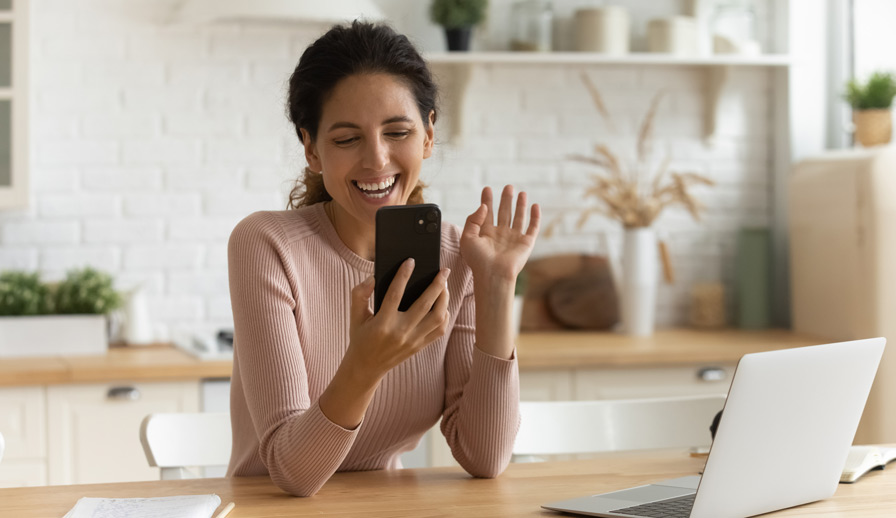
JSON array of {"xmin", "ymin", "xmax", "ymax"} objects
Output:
[
  {"xmin": 430, "ymin": 0, "xmax": 488, "ymax": 52},
  {"xmin": 844, "ymin": 71, "xmax": 896, "ymax": 147},
  {"xmin": 0, "ymin": 267, "xmax": 122, "ymax": 358},
  {"xmin": 544, "ymin": 73, "xmax": 714, "ymax": 336}
]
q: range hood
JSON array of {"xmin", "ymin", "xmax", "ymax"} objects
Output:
[{"xmin": 174, "ymin": 0, "xmax": 386, "ymax": 24}]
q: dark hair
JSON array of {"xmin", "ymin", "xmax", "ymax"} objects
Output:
[{"xmin": 286, "ymin": 21, "xmax": 438, "ymax": 209}]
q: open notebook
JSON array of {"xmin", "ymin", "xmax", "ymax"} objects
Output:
[
  {"xmin": 62, "ymin": 494, "xmax": 221, "ymax": 518},
  {"xmin": 840, "ymin": 445, "xmax": 896, "ymax": 483}
]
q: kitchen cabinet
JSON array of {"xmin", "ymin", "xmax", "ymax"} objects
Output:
[
  {"xmin": 0, "ymin": 0, "xmax": 28, "ymax": 208},
  {"xmin": 46, "ymin": 381, "xmax": 199, "ymax": 485},
  {"xmin": 0, "ymin": 381, "xmax": 200, "ymax": 487},
  {"xmin": 0, "ymin": 345, "xmax": 225, "ymax": 487}
]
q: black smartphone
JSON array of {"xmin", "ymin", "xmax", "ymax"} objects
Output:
[{"xmin": 374, "ymin": 204, "xmax": 442, "ymax": 313}]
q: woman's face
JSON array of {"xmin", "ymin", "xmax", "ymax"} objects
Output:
[{"xmin": 302, "ymin": 73, "xmax": 434, "ymax": 228}]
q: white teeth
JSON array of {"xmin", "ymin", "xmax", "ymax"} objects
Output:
[{"xmin": 356, "ymin": 175, "xmax": 396, "ymax": 192}]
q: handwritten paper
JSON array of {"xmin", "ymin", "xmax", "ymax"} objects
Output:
[{"xmin": 62, "ymin": 494, "xmax": 221, "ymax": 518}]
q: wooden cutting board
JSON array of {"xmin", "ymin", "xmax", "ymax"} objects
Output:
[{"xmin": 521, "ymin": 254, "xmax": 619, "ymax": 331}]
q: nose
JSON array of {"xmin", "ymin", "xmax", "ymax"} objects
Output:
[{"xmin": 361, "ymin": 135, "xmax": 389, "ymax": 172}]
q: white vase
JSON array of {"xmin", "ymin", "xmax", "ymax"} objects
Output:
[
  {"xmin": 621, "ymin": 227, "xmax": 658, "ymax": 336},
  {"xmin": 124, "ymin": 286, "xmax": 155, "ymax": 345}
]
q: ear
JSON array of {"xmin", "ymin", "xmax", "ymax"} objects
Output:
[
  {"xmin": 300, "ymin": 128, "xmax": 323, "ymax": 172},
  {"xmin": 422, "ymin": 110, "xmax": 435, "ymax": 159}
]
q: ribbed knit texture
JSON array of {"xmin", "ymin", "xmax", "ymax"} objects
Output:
[{"xmin": 225, "ymin": 203, "xmax": 520, "ymax": 496}]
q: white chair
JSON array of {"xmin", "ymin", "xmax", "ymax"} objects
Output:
[
  {"xmin": 0, "ymin": 431, "xmax": 5, "ymax": 465},
  {"xmin": 139, "ymin": 412, "xmax": 231, "ymax": 480},
  {"xmin": 513, "ymin": 395, "xmax": 726, "ymax": 461}
]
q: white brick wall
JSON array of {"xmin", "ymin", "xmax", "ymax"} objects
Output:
[{"xmin": 0, "ymin": 0, "xmax": 777, "ymax": 337}]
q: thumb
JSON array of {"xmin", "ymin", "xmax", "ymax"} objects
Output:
[
  {"xmin": 462, "ymin": 203, "xmax": 487, "ymax": 239},
  {"xmin": 351, "ymin": 276, "xmax": 375, "ymax": 323}
]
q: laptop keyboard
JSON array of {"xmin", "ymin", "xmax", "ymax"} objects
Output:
[{"xmin": 611, "ymin": 493, "xmax": 696, "ymax": 517}]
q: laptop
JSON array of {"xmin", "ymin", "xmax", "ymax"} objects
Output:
[{"xmin": 542, "ymin": 337, "xmax": 886, "ymax": 518}]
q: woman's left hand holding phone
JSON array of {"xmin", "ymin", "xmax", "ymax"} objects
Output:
[{"xmin": 318, "ymin": 259, "xmax": 451, "ymax": 429}]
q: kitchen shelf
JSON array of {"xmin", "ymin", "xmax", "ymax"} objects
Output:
[
  {"xmin": 426, "ymin": 51, "xmax": 792, "ymax": 67},
  {"xmin": 427, "ymin": 52, "xmax": 792, "ymax": 143}
]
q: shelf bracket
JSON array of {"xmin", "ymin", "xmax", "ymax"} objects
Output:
[
  {"xmin": 704, "ymin": 65, "xmax": 731, "ymax": 146},
  {"xmin": 430, "ymin": 62, "xmax": 473, "ymax": 144}
]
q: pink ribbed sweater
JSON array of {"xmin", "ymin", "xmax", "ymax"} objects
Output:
[{"xmin": 225, "ymin": 203, "xmax": 520, "ymax": 496}]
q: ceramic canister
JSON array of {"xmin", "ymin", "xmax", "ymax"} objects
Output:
[
  {"xmin": 647, "ymin": 16, "xmax": 699, "ymax": 55},
  {"xmin": 573, "ymin": 6, "xmax": 630, "ymax": 54}
]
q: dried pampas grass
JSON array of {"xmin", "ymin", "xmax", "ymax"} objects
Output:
[{"xmin": 546, "ymin": 73, "xmax": 714, "ymax": 235}]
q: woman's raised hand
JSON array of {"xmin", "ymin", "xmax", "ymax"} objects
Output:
[
  {"xmin": 460, "ymin": 185, "xmax": 540, "ymax": 284},
  {"xmin": 345, "ymin": 260, "xmax": 451, "ymax": 383}
]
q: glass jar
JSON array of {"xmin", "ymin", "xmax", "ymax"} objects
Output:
[
  {"xmin": 509, "ymin": 0, "xmax": 553, "ymax": 52},
  {"xmin": 709, "ymin": 1, "xmax": 760, "ymax": 55}
]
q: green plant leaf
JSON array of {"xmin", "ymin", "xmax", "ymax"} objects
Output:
[
  {"xmin": 844, "ymin": 71, "xmax": 896, "ymax": 109},
  {"xmin": 430, "ymin": 0, "xmax": 488, "ymax": 28}
]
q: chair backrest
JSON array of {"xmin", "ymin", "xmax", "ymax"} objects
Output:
[
  {"xmin": 139, "ymin": 412, "xmax": 231, "ymax": 480},
  {"xmin": 513, "ymin": 395, "xmax": 726, "ymax": 459},
  {"xmin": 0, "ymin": 431, "xmax": 5, "ymax": 465}
]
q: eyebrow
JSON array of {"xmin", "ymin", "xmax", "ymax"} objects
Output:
[{"xmin": 327, "ymin": 115, "xmax": 414, "ymax": 132}]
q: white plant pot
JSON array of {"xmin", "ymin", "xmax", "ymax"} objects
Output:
[
  {"xmin": 621, "ymin": 228, "xmax": 658, "ymax": 336},
  {"xmin": 0, "ymin": 315, "xmax": 108, "ymax": 358}
]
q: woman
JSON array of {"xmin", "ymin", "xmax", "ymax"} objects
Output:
[{"xmin": 226, "ymin": 21, "xmax": 540, "ymax": 497}]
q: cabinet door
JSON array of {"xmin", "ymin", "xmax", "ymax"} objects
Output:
[
  {"xmin": 0, "ymin": 386, "xmax": 47, "ymax": 486},
  {"xmin": 0, "ymin": 0, "xmax": 28, "ymax": 208},
  {"xmin": 47, "ymin": 381, "xmax": 199, "ymax": 485},
  {"xmin": 0, "ymin": 460, "xmax": 46, "ymax": 488},
  {"xmin": 520, "ymin": 370, "xmax": 574, "ymax": 401},
  {"xmin": 573, "ymin": 365, "xmax": 735, "ymax": 400}
]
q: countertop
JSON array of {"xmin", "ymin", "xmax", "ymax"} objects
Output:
[{"xmin": 0, "ymin": 328, "xmax": 825, "ymax": 386}]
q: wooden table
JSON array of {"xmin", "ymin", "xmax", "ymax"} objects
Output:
[{"xmin": 3, "ymin": 449, "xmax": 894, "ymax": 517}]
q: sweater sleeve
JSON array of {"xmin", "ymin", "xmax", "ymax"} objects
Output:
[
  {"xmin": 228, "ymin": 212, "xmax": 358, "ymax": 497},
  {"xmin": 439, "ymin": 275, "xmax": 520, "ymax": 478}
]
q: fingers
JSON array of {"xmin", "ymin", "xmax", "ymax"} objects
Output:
[
  {"xmin": 497, "ymin": 185, "xmax": 514, "ymax": 227},
  {"xmin": 381, "ymin": 258, "xmax": 415, "ymax": 313},
  {"xmin": 406, "ymin": 268, "xmax": 451, "ymax": 321},
  {"xmin": 350, "ymin": 276, "xmax": 375, "ymax": 323},
  {"xmin": 418, "ymin": 287, "xmax": 451, "ymax": 344},
  {"xmin": 526, "ymin": 203, "xmax": 542, "ymax": 238},
  {"xmin": 511, "ymin": 191, "xmax": 528, "ymax": 231}
]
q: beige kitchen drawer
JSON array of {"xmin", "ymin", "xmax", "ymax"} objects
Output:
[
  {"xmin": 573, "ymin": 364, "xmax": 735, "ymax": 400},
  {"xmin": 0, "ymin": 460, "xmax": 47, "ymax": 488}
]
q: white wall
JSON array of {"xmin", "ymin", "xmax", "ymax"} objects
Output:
[
  {"xmin": 0, "ymin": 0, "xmax": 777, "ymax": 338},
  {"xmin": 854, "ymin": 0, "xmax": 896, "ymax": 79}
]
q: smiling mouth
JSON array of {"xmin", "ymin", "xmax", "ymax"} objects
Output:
[{"xmin": 353, "ymin": 174, "xmax": 398, "ymax": 199}]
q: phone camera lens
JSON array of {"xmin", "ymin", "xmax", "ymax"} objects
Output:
[
  {"xmin": 426, "ymin": 222, "xmax": 438, "ymax": 233},
  {"xmin": 426, "ymin": 210, "xmax": 439, "ymax": 222}
]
